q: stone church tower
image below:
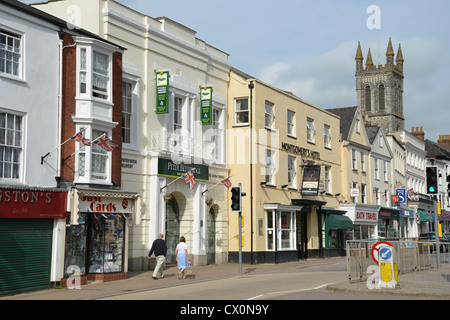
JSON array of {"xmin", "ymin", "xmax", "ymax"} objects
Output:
[{"xmin": 355, "ymin": 38, "xmax": 405, "ymax": 132}]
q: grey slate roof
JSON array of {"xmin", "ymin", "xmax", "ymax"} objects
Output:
[{"xmin": 325, "ymin": 106, "xmax": 358, "ymax": 140}]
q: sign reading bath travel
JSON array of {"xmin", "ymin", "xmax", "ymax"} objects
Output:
[
  {"xmin": 200, "ymin": 86, "xmax": 213, "ymax": 125},
  {"xmin": 158, "ymin": 158, "xmax": 209, "ymax": 181},
  {"xmin": 301, "ymin": 165, "xmax": 320, "ymax": 196},
  {"xmin": 156, "ymin": 71, "xmax": 169, "ymax": 114}
]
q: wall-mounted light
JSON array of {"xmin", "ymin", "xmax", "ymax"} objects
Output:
[
  {"xmin": 281, "ymin": 184, "xmax": 288, "ymax": 189},
  {"xmin": 260, "ymin": 182, "xmax": 267, "ymax": 186}
]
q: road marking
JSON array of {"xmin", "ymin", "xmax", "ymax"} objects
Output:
[{"xmin": 247, "ymin": 282, "xmax": 335, "ymax": 300}]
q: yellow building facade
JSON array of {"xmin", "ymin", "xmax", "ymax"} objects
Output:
[{"xmin": 227, "ymin": 69, "xmax": 346, "ymax": 263}]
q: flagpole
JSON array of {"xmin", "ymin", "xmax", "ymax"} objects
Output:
[
  {"xmin": 63, "ymin": 133, "xmax": 107, "ymax": 164},
  {"xmin": 201, "ymin": 175, "xmax": 233, "ymax": 195},
  {"xmin": 160, "ymin": 174, "xmax": 185, "ymax": 193},
  {"xmin": 41, "ymin": 128, "xmax": 88, "ymax": 165}
]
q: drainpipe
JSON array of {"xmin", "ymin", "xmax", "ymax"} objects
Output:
[{"xmin": 248, "ymin": 81, "xmax": 254, "ymax": 264}]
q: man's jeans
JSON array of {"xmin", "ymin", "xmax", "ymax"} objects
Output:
[{"xmin": 153, "ymin": 255, "xmax": 165, "ymax": 278}]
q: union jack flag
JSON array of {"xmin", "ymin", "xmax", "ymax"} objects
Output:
[
  {"xmin": 71, "ymin": 131, "xmax": 91, "ymax": 146},
  {"xmin": 93, "ymin": 135, "xmax": 118, "ymax": 151},
  {"xmin": 221, "ymin": 176, "xmax": 232, "ymax": 188},
  {"xmin": 183, "ymin": 170, "xmax": 196, "ymax": 190}
]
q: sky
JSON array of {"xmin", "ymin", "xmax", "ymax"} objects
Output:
[{"xmin": 23, "ymin": 0, "xmax": 450, "ymax": 143}]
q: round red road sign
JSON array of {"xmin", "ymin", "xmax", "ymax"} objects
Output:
[{"xmin": 371, "ymin": 241, "xmax": 393, "ymax": 265}]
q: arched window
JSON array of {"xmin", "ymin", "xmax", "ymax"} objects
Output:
[
  {"xmin": 365, "ymin": 86, "xmax": 371, "ymax": 112},
  {"xmin": 379, "ymin": 84, "xmax": 385, "ymax": 111}
]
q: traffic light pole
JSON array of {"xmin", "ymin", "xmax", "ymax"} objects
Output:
[
  {"xmin": 434, "ymin": 199, "xmax": 441, "ymax": 269},
  {"xmin": 238, "ymin": 182, "xmax": 242, "ymax": 274}
]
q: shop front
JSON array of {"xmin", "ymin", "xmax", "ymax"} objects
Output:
[
  {"xmin": 0, "ymin": 187, "xmax": 67, "ymax": 296},
  {"xmin": 340, "ymin": 203, "xmax": 379, "ymax": 240},
  {"xmin": 322, "ymin": 208, "xmax": 354, "ymax": 257},
  {"xmin": 64, "ymin": 188, "xmax": 138, "ymax": 284},
  {"xmin": 378, "ymin": 207, "xmax": 400, "ymax": 239},
  {"xmin": 399, "ymin": 207, "xmax": 417, "ymax": 238}
]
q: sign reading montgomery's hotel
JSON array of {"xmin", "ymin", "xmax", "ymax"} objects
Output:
[{"xmin": 281, "ymin": 142, "xmax": 320, "ymax": 160}]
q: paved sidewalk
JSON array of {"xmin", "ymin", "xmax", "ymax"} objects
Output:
[{"xmin": 1, "ymin": 256, "xmax": 449, "ymax": 300}]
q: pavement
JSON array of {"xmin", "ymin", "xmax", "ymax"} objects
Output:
[{"xmin": 1, "ymin": 256, "xmax": 449, "ymax": 300}]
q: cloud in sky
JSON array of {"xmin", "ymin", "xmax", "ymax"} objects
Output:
[{"xmin": 20, "ymin": 0, "xmax": 450, "ymax": 141}]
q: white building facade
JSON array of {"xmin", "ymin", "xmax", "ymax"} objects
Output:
[{"xmin": 35, "ymin": 0, "xmax": 232, "ymax": 269}]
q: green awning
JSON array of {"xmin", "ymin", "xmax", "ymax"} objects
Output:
[
  {"xmin": 418, "ymin": 210, "xmax": 431, "ymax": 222},
  {"xmin": 326, "ymin": 214, "xmax": 354, "ymax": 230}
]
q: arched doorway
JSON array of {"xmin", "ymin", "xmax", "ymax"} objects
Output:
[
  {"xmin": 207, "ymin": 206, "xmax": 217, "ymax": 264},
  {"xmin": 165, "ymin": 196, "xmax": 179, "ymax": 264}
]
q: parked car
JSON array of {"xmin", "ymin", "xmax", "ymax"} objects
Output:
[{"xmin": 419, "ymin": 233, "xmax": 450, "ymax": 253}]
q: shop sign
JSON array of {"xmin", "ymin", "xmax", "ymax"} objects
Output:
[
  {"xmin": 156, "ymin": 71, "xmax": 169, "ymax": 114},
  {"xmin": 0, "ymin": 188, "xmax": 67, "ymax": 219},
  {"xmin": 79, "ymin": 196, "xmax": 133, "ymax": 213},
  {"xmin": 301, "ymin": 165, "xmax": 320, "ymax": 196},
  {"xmin": 158, "ymin": 158, "xmax": 209, "ymax": 181},
  {"xmin": 281, "ymin": 142, "xmax": 320, "ymax": 160},
  {"xmin": 200, "ymin": 86, "xmax": 213, "ymax": 125},
  {"xmin": 355, "ymin": 211, "xmax": 378, "ymax": 223}
]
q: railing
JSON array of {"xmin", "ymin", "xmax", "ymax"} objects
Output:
[{"xmin": 347, "ymin": 239, "xmax": 450, "ymax": 288}]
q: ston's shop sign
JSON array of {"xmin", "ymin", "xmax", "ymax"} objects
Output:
[{"xmin": 0, "ymin": 188, "xmax": 67, "ymax": 219}]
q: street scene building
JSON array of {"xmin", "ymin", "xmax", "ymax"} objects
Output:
[{"xmin": 1, "ymin": 0, "xmax": 449, "ymax": 296}]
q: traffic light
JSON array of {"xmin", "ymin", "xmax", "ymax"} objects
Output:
[
  {"xmin": 230, "ymin": 186, "xmax": 241, "ymax": 212},
  {"xmin": 426, "ymin": 166, "xmax": 438, "ymax": 194}
]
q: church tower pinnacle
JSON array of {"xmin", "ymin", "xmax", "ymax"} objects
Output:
[{"xmin": 355, "ymin": 38, "xmax": 405, "ymax": 132}]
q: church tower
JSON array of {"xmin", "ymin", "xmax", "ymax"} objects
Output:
[{"xmin": 355, "ymin": 38, "xmax": 405, "ymax": 132}]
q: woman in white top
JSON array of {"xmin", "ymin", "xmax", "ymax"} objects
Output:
[{"xmin": 175, "ymin": 236, "xmax": 190, "ymax": 279}]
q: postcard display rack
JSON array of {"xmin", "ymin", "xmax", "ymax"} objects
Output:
[{"xmin": 88, "ymin": 214, "xmax": 124, "ymax": 274}]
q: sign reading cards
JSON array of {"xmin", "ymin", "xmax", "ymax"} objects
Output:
[
  {"xmin": 200, "ymin": 86, "xmax": 213, "ymax": 125},
  {"xmin": 156, "ymin": 71, "xmax": 169, "ymax": 114},
  {"xmin": 301, "ymin": 165, "xmax": 321, "ymax": 196}
]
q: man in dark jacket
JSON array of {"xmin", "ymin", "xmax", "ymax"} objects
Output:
[{"xmin": 148, "ymin": 233, "xmax": 167, "ymax": 279}]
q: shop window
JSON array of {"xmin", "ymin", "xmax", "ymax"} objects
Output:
[
  {"xmin": 88, "ymin": 214, "xmax": 125, "ymax": 274},
  {"xmin": 64, "ymin": 214, "xmax": 88, "ymax": 277},
  {"xmin": 278, "ymin": 211, "xmax": 295, "ymax": 250}
]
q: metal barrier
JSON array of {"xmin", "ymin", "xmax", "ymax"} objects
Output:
[{"xmin": 346, "ymin": 239, "xmax": 450, "ymax": 288}]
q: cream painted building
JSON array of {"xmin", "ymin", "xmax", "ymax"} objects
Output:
[
  {"xmin": 227, "ymin": 69, "xmax": 346, "ymax": 263},
  {"xmin": 35, "ymin": 0, "xmax": 232, "ymax": 269}
]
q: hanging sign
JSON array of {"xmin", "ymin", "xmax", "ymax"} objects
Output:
[
  {"xmin": 301, "ymin": 165, "xmax": 321, "ymax": 196},
  {"xmin": 200, "ymin": 86, "xmax": 213, "ymax": 125},
  {"xmin": 156, "ymin": 71, "xmax": 169, "ymax": 114}
]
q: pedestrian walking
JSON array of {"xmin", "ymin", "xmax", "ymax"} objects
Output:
[
  {"xmin": 148, "ymin": 233, "xmax": 167, "ymax": 280},
  {"xmin": 175, "ymin": 236, "xmax": 190, "ymax": 279}
]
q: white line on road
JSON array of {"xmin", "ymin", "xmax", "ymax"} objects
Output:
[{"xmin": 247, "ymin": 283, "xmax": 335, "ymax": 300}]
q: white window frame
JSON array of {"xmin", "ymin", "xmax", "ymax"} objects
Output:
[
  {"xmin": 278, "ymin": 211, "xmax": 296, "ymax": 250},
  {"xmin": 352, "ymin": 148, "xmax": 357, "ymax": 170},
  {"xmin": 0, "ymin": 27, "xmax": 24, "ymax": 80},
  {"xmin": 288, "ymin": 155, "xmax": 296, "ymax": 188},
  {"xmin": 265, "ymin": 149, "xmax": 275, "ymax": 185},
  {"xmin": 324, "ymin": 125, "xmax": 331, "ymax": 149},
  {"xmin": 266, "ymin": 210, "xmax": 275, "ymax": 251},
  {"xmin": 234, "ymin": 97, "xmax": 249, "ymax": 126},
  {"xmin": 324, "ymin": 166, "xmax": 331, "ymax": 194},
  {"xmin": 212, "ymin": 106, "xmax": 224, "ymax": 164},
  {"xmin": 287, "ymin": 110, "xmax": 295, "ymax": 137},
  {"xmin": 374, "ymin": 158, "xmax": 380, "ymax": 180},
  {"xmin": 76, "ymin": 43, "xmax": 113, "ymax": 103},
  {"xmin": 75, "ymin": 126, "xmax": 113, "ymax": 185},
  {"xmin": 265, "ymin": 101, "xmax": 274, "ymax": 130},
  {"xmin": 307, "ymin": 118, "xmax": 315, "ymax": 143},
  {"xmin": 0, "ymin": 110, "xmax": 24, "ymax": 181},
  {"xmin": 360, "ymin": 151, "xmax": 366, "ymax": 172}
]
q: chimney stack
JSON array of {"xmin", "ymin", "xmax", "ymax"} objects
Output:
[
  {"xmin": 411, "ymin": 126, "xmax": 425, "ymax": 141},
  {"xmin": 438, "ymin": 135, "xmax": 450, "ymax": 151}
]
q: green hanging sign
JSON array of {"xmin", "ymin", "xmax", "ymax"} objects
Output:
[
  {"xmin": 156, "ymin": 71, "xmax": 169, "ymax": 114},
  {"xmin": 200, "ymin": 86, "xmax": 213, "ymax": 125}
]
